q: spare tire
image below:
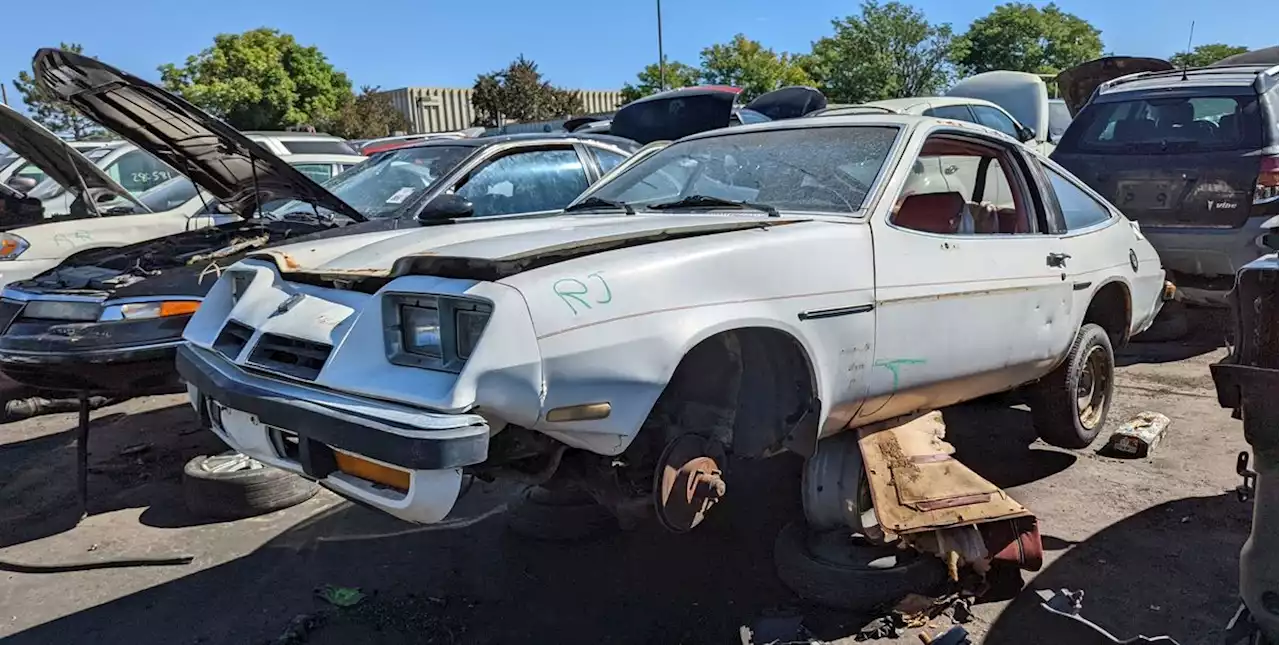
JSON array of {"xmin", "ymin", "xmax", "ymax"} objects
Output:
[
  {"xmin": 182, "ymin": 453, "xmax": 319, "ymax": 520},
  {"xmin": 774, "ymin": 521, "xmax": 947, "ymax": 611}
]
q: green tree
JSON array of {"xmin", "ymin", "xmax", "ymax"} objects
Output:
[
  {"xmin": 620, "ymin": 60, "xmax": 702, "ymax": 102},
  {"xmin": 12, "ymin": 42, "xmax": 102, "ymax": 139},
  {"xmin": 326, "ymin": 86, "xmax": 410, "ymax": 139},
  {"xmin": 808, "ymin": 1, "xmax": 957, "ymax": 104},
  {"xmin": 952, "ymin": 3, "xmax": 1103, "ymax": 76},
  {"xmin": 1170, "ymin": 43, "xmax": 1250, "ymax": 69},
  {"xmin": 158, "ymin": 28, "xmax": 353, "ymax": 131},
  {"xmin": 470, "ymin": 56, "xmax": 583, "ymax": 127},
  {"xmin": 698, "ymin": 34, "xmax": 814, "ymax": 101}
]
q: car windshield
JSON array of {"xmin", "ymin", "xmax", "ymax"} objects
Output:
[
  {"xmin": 1048, "ymin": 100, "xmax": 1072, "ymax": 140},
  {"xmin": 266, "ymin": 145, "xmax": 473, "ymax": 220},
  {"xmin": 584, "ymin": 126, "xmax": 898, "ymax": 214}
]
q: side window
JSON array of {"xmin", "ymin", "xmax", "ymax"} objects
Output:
[
  {"xmin": 106, "ymin": 150, "xmax": 176, "ymax": 194},
  {"xmin": 292, "ymin": 164, "xmax": 334, "ymax": 183},
  {"xmin": 971, "ymin": 105, "xmax": 1021, "ymax": 139},
  {"xmin": 891, "ymin": 136, "xmax": 1030, "ymax": 235},
  {"xmin": 1045, "ymin": 166, "xmax": 1114, "ymax": 230},
  {"xmin": 455, "ymin": 148, "xmax": 589, "ymax": 218},
  {"xmin": 589, "ymin": 147, "xmax": 627, "ymax": 175},
  {"xmin": 923, "ymin": 105, "xmax": 976, "ymax": 122}
]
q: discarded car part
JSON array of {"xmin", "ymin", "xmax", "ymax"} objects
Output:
[
  {"xmin": 1, "ymin": 392, "xmax": 111, "ymax": 423},
  {"xmin": 505, "ymin": 486, "xmax": 619, "ymax": 541},
  {"xmin": 1027, "ymin": 323, "xmax": 1114, "ymax": 449},
  {"xmin": 920, "ymin": 626, "xmax": 974, "ymax": 645},
  {"xmin": 802, "ymin": 430, "xmax": 872, "ymax": 531},
  {"xmin": 1130, "ymin": 302, "xmax": 1190, "ymax": 343},
  {"xmin": 653, "ymin": 433, "xmax": 727, "ymax": 533},
  {"xmin": 182, "ymin": 452, "xmax": 319, "ymax": 520},
  {"xmin": 773, "ymin": 521, "xmax": 947, "ymax": 611},
  {"xmin": 1210, "ymin": 254, "xmax": 1278, "ymax": 644},
  {"xmin": 977, "ymin": 517, "xmax": 1043, "ymax": 572},
  {"xmin": 1037, "ymin": 589, "xmax": 1182, "ymax": 644},
  {"xmin": 1102, "ymin": 411, "xmax": 1172, "ymax": 458}
]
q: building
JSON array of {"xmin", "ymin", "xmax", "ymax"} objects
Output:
[{"xmin": 382, "ymin": 87, "xmax": 625, "ymax": 134}]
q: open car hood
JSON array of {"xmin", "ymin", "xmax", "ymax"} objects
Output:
[
  {"xmin": 1211, "ymin": 46, "xmax": 1279, "ymax": 67},
  {"xmin": 609, "ymin": 87, "xmax": 739, "ymax": 144},
  {"xmin": 0, "ymin": 103, "xmax": 142, "ymax": 209},
  {"xmin": 1055, "ymin": 56, "xmax": 1175, "ymax": 116},
  {"xmin": 31, "ymin": 48, "xmax": 365, "ymax": 221},
  {"xmin": 743, "ymin": 86, "xmax": 827, "ymax": 120}
]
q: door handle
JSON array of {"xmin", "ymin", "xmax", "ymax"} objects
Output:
[
  {"xmin": 944, "ymin": 165, "xmax": 958, "ymax": 175},
  {"xmin": 1046, "ymin": 252, "xmax": 1071, "ymax": 268}
]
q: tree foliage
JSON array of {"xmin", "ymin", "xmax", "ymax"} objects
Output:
[
  {"xmin": 470, "ymin": 56, "xmax": 583, "ymax": 127},
  {"xmin": 952, "ymin": 3, "xmax": 1102, "ymax": 76},
  {"xmin": 12, "ymin": 42, "xmax": 102, "ymax": 139},
  {"xmin": 326, "ymin": 86, "xmax": 410, "ymax": 139},
  {"xmin": 807, "ymin": 1, "xmax": 957, "ymax": 104},
  {"xmin": 1170, "ymin": 43, "xmax": 1250, "ymax": 69},
  {"xmin": 158, "ymin": 28, "xmax": 353, "ymax": 131},
  {"xmin": 699, "ymin": 35, "xmax": 814, "ymax": 101},
  {"xmin": 620, "ymin": 60, "xmax": 702, "ymax": 103}
]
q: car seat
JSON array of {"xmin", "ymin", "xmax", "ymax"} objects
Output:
[{"xmin": 893, "ymin": 192, "xmax": 963, "ymax": 234}]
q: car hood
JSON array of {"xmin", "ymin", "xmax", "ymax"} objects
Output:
[
  {"xmin": 0, "ymin": 103, "xmax": 142, "ymax": 208},
  {"xmin": 251, "ymin": 213, "xmax": 810, "ymax": 286},
  {"xmin": 31, "ymin": 48, "xmax": 364, "ymax": 222},
  {"xmin": 1056, "ymin": 56, "xmax": 1175, "ymax": 116}
]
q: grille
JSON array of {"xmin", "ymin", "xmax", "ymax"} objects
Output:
[
  {"xmin": 0, "ymin": 299, "xmax": 25, "ymax": 334},
  {"xmin": 248, "ymin": 333, "xmax": 333, "ymax": 381},
  {"xmin": 213, "ymin": 320, "xmax": 254, "ymax": 360}
]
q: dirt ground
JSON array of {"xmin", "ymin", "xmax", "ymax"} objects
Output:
[{"xmin": 0, "ymin": 309, "xmax": 1257, "ymax": 645}]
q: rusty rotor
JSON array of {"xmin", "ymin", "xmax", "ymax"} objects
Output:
[{"xmin": 653, "ymin": 434, "xmax": 727, "ymax": 533}]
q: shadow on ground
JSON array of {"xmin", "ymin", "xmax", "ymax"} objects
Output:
[
  {"xmin": 985, "ymin": 493, "xmax": 1250, "ymax": 645},
  {"xmin": 1118, "ymin": 307, "xmax": 1230, "ymax": 367},
  {"xmin": 0, "ymin": 403, "xmax": 230, "ymax": 549},
  {"xmin": 942, "ymin": 404, "xmax": 1076, "ymax": 489}
]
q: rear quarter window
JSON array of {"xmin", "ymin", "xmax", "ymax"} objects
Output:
[{"xmin": 1059, "ymin": 92, "xmax": 1264, "ymax": 154}]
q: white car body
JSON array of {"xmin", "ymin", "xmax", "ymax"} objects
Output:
[{"xmin": 181, "ymin": 114, "xmax": 1168, "ymax": 525}]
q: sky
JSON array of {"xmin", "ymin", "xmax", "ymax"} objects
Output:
[{"xmin": 1, "ymin": 0, "xmax": 1277, "ymax": 113}]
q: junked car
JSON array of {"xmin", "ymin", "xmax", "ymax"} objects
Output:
[
  {"xmin": 0, "ymin": 49, "xmax": 653, "ymax": 396},
  {"xmin": 0, "ymin": 139, "xmax": 109, "ymax": 191},
  {"xmin": 179, "ymin": 104, "xmax": 1171, "ymax": 603}
]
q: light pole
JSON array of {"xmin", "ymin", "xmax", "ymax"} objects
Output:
[{"xmin": 656, "ymin": 0, "xmax": 666, "ymax": 91}]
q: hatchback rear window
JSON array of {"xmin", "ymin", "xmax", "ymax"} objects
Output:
[
  {"xmin": 1062, "ymin": 93, "xmax": 1262, "ymax": 154},
  {"xmin": 280, "ymin": 139, "xmax": 359, "ymax": 155}
]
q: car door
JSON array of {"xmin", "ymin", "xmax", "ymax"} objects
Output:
[
  {"xmin": 859, "ymin": 126, "xmax": 1075, "ymax": 425},
  {"xmin": 451, "ymin": 145, "xmax": 592, "ymax": 218}
]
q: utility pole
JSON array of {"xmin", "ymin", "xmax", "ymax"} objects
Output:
[{"xmin": 656, "ymin": 0, "xmax": 666, "ymax": 91}]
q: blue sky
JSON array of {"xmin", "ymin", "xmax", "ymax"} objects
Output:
[{"xmin": 1, "ymin": 0, "xmax": 1276, "ymax": 112}]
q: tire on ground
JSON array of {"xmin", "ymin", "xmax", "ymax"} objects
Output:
[
  {"xmin": 1028, "ymin": 322, "xmax": 1115, "ymax": 449},
  {"xmin": 505, "ymin": 486, "xmax": 619, "ymax": 541},
  {"xmin": 773, "ymin": 521, "xmax": 948, "ymax": 611},
  {"xmin": 1131, "ymin": 302, "xmax": 1189, "ymax": 343},
  {"xmin": 182, "ymin": 454, "xmax": 319, "ymax": 520}
]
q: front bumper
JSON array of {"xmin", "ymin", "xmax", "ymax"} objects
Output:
[{"xmin": 177, "ymin": 344, "xmax": 490, "ymax": 524}]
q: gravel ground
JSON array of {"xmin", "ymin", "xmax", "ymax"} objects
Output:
[{"xmin": 0, "ymin": 309, "xmax": 1256, "ymax": 645}]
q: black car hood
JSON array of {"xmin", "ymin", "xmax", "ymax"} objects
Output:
[
  {"xmin": 1211, "ymin": 46, "xmax": 1278, "ymax": 67},
  {"xmin": 744, "ymin": 86, "xmax": 828, "ymax": 120},
  {"xmin": 0, "ymin": 103, "xmax": 142, "ymax": 209},
  {"xmin": 31, "ymin": 48, "xmax": 364, "ymax": 222},
  {"xmin": 11, "ymin": 215, "xmax": 409, "ymax": 300},
  {"xmin": 609, "ymin": 87, "xmax": 739, "ymax": 144},
  {"xmin": 1056, "ymin": 56, "xmax": 1175, "ymax": 116}
]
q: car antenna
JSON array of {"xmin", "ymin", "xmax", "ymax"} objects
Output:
[{"xmin": 1180, "ymin": 21, "xmax": 1196, "ymax": 81}]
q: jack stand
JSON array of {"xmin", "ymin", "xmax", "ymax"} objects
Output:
[{"xmin": 76, "ymin": 391, "xmax": 90, "ymax": 520}]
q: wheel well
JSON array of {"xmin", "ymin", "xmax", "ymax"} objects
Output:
[
  {"xmin": 1085, "ymin": 282, "xmax": 1131, "ymax": 347},
  {"xmin": 642, "ymin": 328, "xmax": 818, "ymax": 459}
]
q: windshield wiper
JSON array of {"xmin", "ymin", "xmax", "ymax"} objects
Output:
[
  {"xmin": 564, "ymin": 196, "xmax": 635, "ymax": 215},
  {"xmin": 647, "ymin": 195, "xmax": 779, "ymax": 217}
]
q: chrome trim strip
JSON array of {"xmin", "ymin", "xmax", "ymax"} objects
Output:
[{"xmin": 798, "ymin": 303, "xmax": 875, "ymax": 321}]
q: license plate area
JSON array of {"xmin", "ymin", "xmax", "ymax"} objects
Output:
[{"xmin": 1116, "ymin": 180, "xmax": 1176, "ymax": 211}]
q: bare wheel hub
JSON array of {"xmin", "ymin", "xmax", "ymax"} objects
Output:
[{"xmin": 653, "ymin": 434, "xmax": 726, "ymax": 533}]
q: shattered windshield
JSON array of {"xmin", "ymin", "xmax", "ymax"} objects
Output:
[
  {"xmin": 266, "ymin": 145, "xmax": 473, "ymax": 220},
  {"xmin": 584, "ymin": 126, "xmax": 899, "ymax": 214}
]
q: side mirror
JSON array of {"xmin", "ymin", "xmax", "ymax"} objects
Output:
[
  {"xmin": 1017, "ymin": 125, "xmax": 1038, "ymax": 143},
  {"xmin": 6, "ymin": 176, "xmax": 37, "ymax": 194},
  {"xmin": 415, "ymin": 193, "xmax": 473, "ymax": 225}
]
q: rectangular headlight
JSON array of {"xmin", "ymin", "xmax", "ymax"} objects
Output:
[
  {"xmin": 384, "ymin": 294, "xmax": 492, "ymax": 372},
  {"xmin": 22, "ymin": 300, "xmax": 103, "ymax": 322},
  {"xmin": 455, "ymin": 308, "xmax": 489, "ymax": 359},
  {"xmin": 401, "ymin": 302, "xmax": 443, "ymax": 358}
]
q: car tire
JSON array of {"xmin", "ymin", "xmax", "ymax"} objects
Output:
[
  {"xmin": 773, "ymin": 521, "xmax": 947, "ymax": 611},
  {"xmin": 1028, "ymin": 323, "xmax": 1115, "ymax": 449},
  {"xmin": 505, "ymin": 486, "xmax": 618, "ymax": 542},
  {"xmin": 1132, "ymin": 302, "xmax": 1189, "ymax": 343},
  {"xmin": 182, "ymin": 453, "xmax": 319, "ymax": 520}
]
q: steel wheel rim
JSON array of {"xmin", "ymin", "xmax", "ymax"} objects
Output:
[{"xmin": 1076, "ymin": 345, "xmax": 1110, "ymax": 429}]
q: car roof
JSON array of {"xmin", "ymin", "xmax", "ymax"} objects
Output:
[
  {"xmin": 861, "ymin": 96, "xmax": 1005, "ymax": 114},
  {"xmin": 395, "ymin": 131, "xmax": 640, "ymax": 151},
  {"xmin": 241, "ymin": 130, "xmax": 346, "ymax": 139},
  {"xmin": 1099, "ymin": 65, "xmax": 1277, "ymax": 95},
  {"xmin": 277, "ymin": 153, "xmax": 369, "ymax": 164},
  {"xmin": 679, "ymin": 112, "xmax": 948, "ymax": 141}
]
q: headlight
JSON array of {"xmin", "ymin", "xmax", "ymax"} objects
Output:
[
  {"xmin": 22, "ymin": 300, "xmax": 102, "ymax": 321},
  {"xmin": 0, "ymin": 233, "xmax": 29, "ymax": 261},
  {"xmin": 401, "ymin": 303, "xmax": 443, "ymax": 358},
  {"xmin": 384, "ymin": 294, "xmax": 491, "ymax": 371},
  {"xmin": 99, "ymin": 300, "xmax": 201, "ymax": 321}
]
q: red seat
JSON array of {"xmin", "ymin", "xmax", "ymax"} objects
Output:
[{"xmin": 894, "ymin": 192, "xmax": 963, "ymax": 234}]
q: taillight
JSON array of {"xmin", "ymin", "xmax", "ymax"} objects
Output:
[{"xmin": 1255, "ymin": 155, "xmax": 1279, "ymax": 204}]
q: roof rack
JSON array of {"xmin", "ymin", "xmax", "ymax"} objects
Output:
[{"xmin": 1101, "ymin": 64, "xmax": 1273, "ymax": 93}]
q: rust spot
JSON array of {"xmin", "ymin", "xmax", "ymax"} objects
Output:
[
  {"xmin": 875, "ymin": 433, "xmax": 920, "ymax": 481},
  {"xmin": 280, "ymin": 252, "xmax": 301, "ymax": 270}
]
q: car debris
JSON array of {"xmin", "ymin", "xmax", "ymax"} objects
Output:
[
  {"xmin": 1037, "ymin": 589, "xmax": 1181, "ymax": 644},
  {"xmin": 1101, "ymin": 411, "xmax": 1172, "ymax": 458},
  {"xmin": 315, "ymin": 584, "xmax": 366, "ymax": 608}
]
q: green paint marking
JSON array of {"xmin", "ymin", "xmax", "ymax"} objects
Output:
[
  {"xmin": 553, "ymin": 278, "xmax": 592, "ymax": 315},
  {"xmin": 588, "ymin": 272, "xmax": 612, "ymax": 304},
  {"xmin": 873, "ymin": 358, "xmax": 927, "ymax": 391}
]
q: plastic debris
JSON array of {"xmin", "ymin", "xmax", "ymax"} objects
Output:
[
  {"xmin": 1103, "ymin": 412, "xmax": 1172, "ymax": 458},
  {"xmin": 315, "ymin": 584, "xmax": 366, "ymax": 608}
]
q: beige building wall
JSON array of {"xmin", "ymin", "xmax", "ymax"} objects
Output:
[{"xmin": 383, "ymin": 87, "xmax": 624, "ymax": 134}]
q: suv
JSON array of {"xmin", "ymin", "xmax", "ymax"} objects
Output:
[{"xmin": 1052, "ymin": 59, "xmax": 1279, "ymax": 305}]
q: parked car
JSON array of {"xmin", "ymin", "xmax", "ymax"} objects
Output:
[
  {"xmin": 0, "ymin": 48, "xmax": 652, "ymax": 395},
  {"xmin": 178, "ymin": 103, "xmax": 1171, "ymax": 597},
  {"xmin": 0, "ymin": 140, "xmax": 109, "ymax": 189},
  {"xmin": 241, "ymin": 130, "xmax": 361, "ymax": 157},
  {"xmin": 946, "ymin": 70, "xmax": 1061, "ymax": 156},
  {"xmin": 1052, "ymin": 57, "xmax": 1279, "ymax": 306}
]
